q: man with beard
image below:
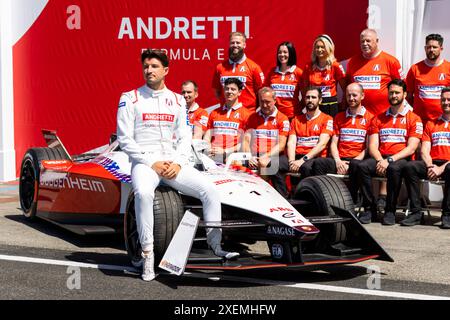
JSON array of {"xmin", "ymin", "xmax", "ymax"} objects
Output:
[
  {"xmin": 212, "ymin": 32, "xmax": 265, "ymax": 113},
  {"xmin": 356, "ymin": 79, "xmax": 423, "ymax": 225},
  {"xmin": 406, "ymin": 34, "xmax": 450, "ymax": 122},
  {"xmin": 272, "ymin": 86, "xmax": 333, "ymax": 198},
  {"xmin": 401, "ymin": 87, "xmax": 450, "ymax": 228},
  {"xmin": 311, "ymin": 83, "xmax": 374, "ymax": 203}
]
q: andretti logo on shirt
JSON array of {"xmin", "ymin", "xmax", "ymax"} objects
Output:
[{"xmin": 142, "ymin": 113, "xmax": 175, "ymax": 122}]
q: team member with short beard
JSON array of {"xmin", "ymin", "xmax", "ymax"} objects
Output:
[
  {"xmin": 212, "ymin": 32, "xmax": 265, "ymax": 113},
  {"xmin": 402, "ymin": 88, "xmax": 450, "ymax": 228},
  {"xmin": 356, "ymin": 79, "xmax": 423, "ymax": 225},
  {"xmin": 312, "ymin": 83, "xmax": 374, "ymax": 203},
  {"xmin": 272, "ymin": 86, "xmax": 333, "ymax": 198},
  {"xmin": 406, "ymin": 34, "xmax": 450, "ymax": 122}
]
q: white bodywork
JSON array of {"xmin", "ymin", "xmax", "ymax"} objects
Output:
[{"xmin": 98, "ymin": 141, "xmax": 316, "ymax": 233}]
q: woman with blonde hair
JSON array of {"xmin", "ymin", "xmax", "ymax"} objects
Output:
[{"xmin": 301, "ymin": 34, "xmax": 346, "ymax": 117}]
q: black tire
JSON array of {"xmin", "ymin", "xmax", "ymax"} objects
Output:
[
  {"xmin": 293, "ymin": 175, "xmax": 354, "ymax": 244},
  {"xmin": 124, "ymin": 186, "xmax": 185, "ymax": 267},
  {"xmin": 19, "ymin": 147, "xmax": 69, "ymax": 220}
]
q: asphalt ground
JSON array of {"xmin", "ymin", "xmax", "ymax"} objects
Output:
[{"xmin": 1, "ymin": 180, "xmax": 450, "ymax": 308}]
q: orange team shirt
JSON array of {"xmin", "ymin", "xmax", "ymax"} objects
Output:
[
  {"xmin": 406, "ymin": 60, "xmax": 450, "ymax": 121},
  {"xmin": 187, "ymin": 103, "xmax": 209, "ymax": 132},
  {"xmin": 369, "ymin": 104, "xmax": 423, "ymax": 156},
  {"xmin": 422, "ymin": 117, "xmax": 450, "ymax": 161},
  {"xmin": 212, "ymin": 55, "xmax": 265, "ymax": 112},
  {"xmin": 289, "ymin": 111, "xmax": 334, "ymax": 157},
  {"xmin": 265, "ymin": 65, "xmax": 303, "ymax": 119},
  {"xmin": 302, "ymin": 61, "xmax": 346, "ymax": 98},
  {"xmin": 246, "ymin": 109, "xmax": 290, "ymax": 155},
  {"xmin": 346, "ymin": 51, "xmax": 403, "ymax": 116},
  {"xmin": 334, "ymin": 106, "xmax": 374, "ymax": 158},
  {"xmin": 207, "ymin": 103, "xmax": 251, "ymax": 149}
]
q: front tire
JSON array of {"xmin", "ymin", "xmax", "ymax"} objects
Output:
[{"xmin": 124, "ymin": 186, "xmax": 185, "ymax": 267}]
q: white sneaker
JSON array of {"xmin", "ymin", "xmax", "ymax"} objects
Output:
[
  {"xmin": 207, "ymin": 228, "xmax": 240, "ymax": 260},
  {"xmin": 141, "ymin": 251, "xmax": 156, "ymax": 281}
]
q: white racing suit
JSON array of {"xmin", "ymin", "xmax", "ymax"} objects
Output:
[{"xmin": 117, "ymin": 85, "xmax": 237, "ymax": 259}]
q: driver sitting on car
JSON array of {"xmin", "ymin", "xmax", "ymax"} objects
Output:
[{"xmin": 116, "ymin": 49, "xmax": 239, "ymax": 282}]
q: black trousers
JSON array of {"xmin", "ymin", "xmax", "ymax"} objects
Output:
[
  {"xmin": 404, "ymin": 160, "xmax": 450, "ymax": 216},
  {"xmin": 272, "ymin": 154, "xmax": 315, "ymax": 198},
  {"xmin": 319, "ymin": 96, "xmax": 339, "ymax": 118},
  {"xmin": 312, "ymin": 157, "xmax": 362, "ymax": 203},
  {"xmin": 356, "ymin": 158, "xmax": 409, "ymax": 213}
]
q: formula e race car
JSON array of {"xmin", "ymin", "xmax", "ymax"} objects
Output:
[{"xmin": 19, "ymin": 130, "xmax": 393, "ymax": 272}]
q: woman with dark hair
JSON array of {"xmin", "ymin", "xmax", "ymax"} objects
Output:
[
  {"xmin": 264, "ymin": 41, "xmax": 303, "ymax": 119},
  {"xmin": 301, "ymin": 34, "xmax": 346, "ymax": 117}
]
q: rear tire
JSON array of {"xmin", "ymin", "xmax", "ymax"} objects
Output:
[
  {"xmin": 124, "ymin": 186, "xmax": 185, "ymax": 268},
  {"xmin": 293, "ymin": 175, "xmax": 354, "ymax": 245},
  {"xmin": 19, "ymin": 147, "xmax": 69, "ymax": 220}
]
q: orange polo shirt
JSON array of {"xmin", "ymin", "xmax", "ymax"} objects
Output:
[
  {"xmin": 289, "ymin": 111, "xmax": 333, "ymax": 156},
  {"xmin": 346, "ymin": 51, "xmax": 403, "ymax": 115},
  {"xmin": 212, "ymin": 55, "xmax": 265, "ymax": 112},
  {"xmin": 187, "ymin": 103, "xmax": 208, "ymax": 132},
  {"xmin": 422, "ymin": 116, "xmax": 450, "ymax": 161},
  {"xmin": 302, "ymin": 61, "xmax": 346, "ymax": 98},
  {"xmin": 406, "ymin": 59, "xmax": 450, "ymax": 121},
  {"xmin": 369, "ymin": 104, "xmax": 423, "ymax": 156},
  {"xmin": 334, "ymin": 106, "xmax": 374, "ymax": 158},
  {"xmin": 265, "ymin": 65, "xmax": 303, "ymax": 119},
  {"xmin": 207, "ymin": 103, "xmax": 251, "ymax": 149},
  {"xmin": 246, "ymin": 109, "xmax": 290, "ymax": 155}
]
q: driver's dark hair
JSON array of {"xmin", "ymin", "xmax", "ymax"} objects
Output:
[{"xmin": 141, "ymin": 49, "xmax": 169, "ymax": 67}]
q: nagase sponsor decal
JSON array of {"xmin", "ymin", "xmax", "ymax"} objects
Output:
[
  {"xmin": 40, "ymin": 176, "xmax": 106, "ymax": 193},
  {"xmin": 160, "ymin": 259, "xmax": 182, "ymax": 273},
  {"xmin": 266, "ymin": 226, "xmax": 295, "ymax": 236}
]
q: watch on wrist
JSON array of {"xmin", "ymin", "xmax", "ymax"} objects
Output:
[
  {"xmin": 302, "ymin": 155, "xmax": 309, "ymax": 161},
  {"xmin": 387, "ymin": 157, "xmax": 394, "ymax": 164}
]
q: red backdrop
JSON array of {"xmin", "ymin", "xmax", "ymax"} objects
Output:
[{"xmin": 13, "ymin": 0, "xmax": 368, "ymax": 175}]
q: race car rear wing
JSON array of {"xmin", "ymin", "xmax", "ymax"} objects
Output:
[{"xmin": 41, "ymin": 129, "xmax": 73, "ymax": 161}]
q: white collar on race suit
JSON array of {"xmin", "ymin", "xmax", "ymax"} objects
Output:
[
  {"xmin": 386, "ymin": 101, "xmax": 413, "ymax": 117},
  {"xmin": 229, "ymin": 54, "xmax": 247, "ymax": 65},
  {"xmin": 346, "ymin": 106, "xmax": 367, "ymax": 118},
  {"xmin": 275, "ymin": 65, "xmax": 297, "ymax": 74},
  {"xmin": 142, "ymin": 85, "xmax": 167, "ymax": 97},
  {"xmin": 223, "ymin": 102, "xmax": 243, "ymax": 111},
  {"xmin": 258, "ymin": 107, "xmax": 278, "ymax": 119},
  {"xmin": 188, "ymin": 102, "xmax": 200, "ymax": 113}
]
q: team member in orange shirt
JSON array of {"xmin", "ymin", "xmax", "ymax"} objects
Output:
[
  {"xmin": 243, "ymin": 87, "xmax": 290, "ymax": 177},
  {"xmin": 406, "ymin": 34, "xmax": 450, "ymax": 122},
  {"xmin": 204, "ymin": 78, "xmax": 251, "ymax": 163},
  {"xmin": 356, "ymin": 79, "xmax": 423, "ymax": 225},
  {"xmin": 265, "ymin": 41, "xmax": 303, "ymax": 119},
  {"xmin": 212, "ymin": 32, "xmax": 265, "ymax": 113},
  {"xmin": 272, "ymin": 87, "xmax": 333, "ymax": 198},
  {"xmin": 346, "ymin": 29, "xmax": 403, "ymax": 116},
  {"xmin": 402, "ymin": 87, "xmax": 450, "ymax": 228},
  {"xmin": 302, "ymin": 34, "xmax": 346, "ymax": 117},
  {"xmin": 312, "ymin": 83, "xmax": 374, "ymax": 202},
  {"xmin": 181, "ymin": 80, "xmax": 209, "ymax": 139}
]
